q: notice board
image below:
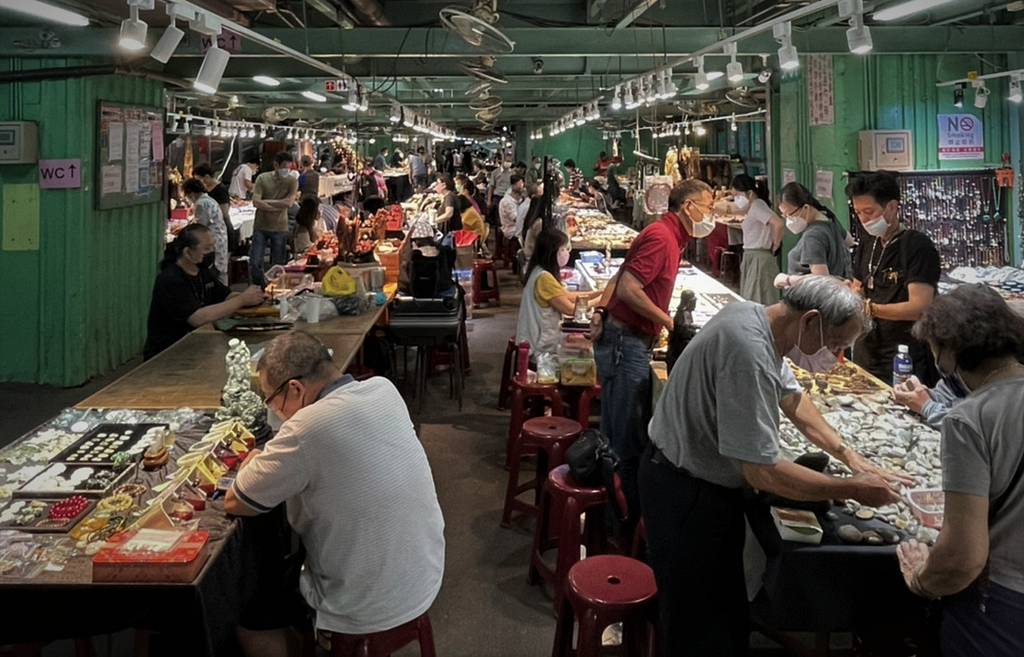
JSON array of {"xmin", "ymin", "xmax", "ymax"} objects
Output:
[{"xmin": 96, "ymin": 101, "xmax": 164, "ymax": 210}]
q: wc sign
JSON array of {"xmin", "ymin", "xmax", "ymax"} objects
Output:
[
  {"xmin": 38, "ymin": 158, "xmax": 82, "ymax": 189},
  {"xmin": 937, "ymin": 113, "xmax": 983, "ymax": 160}
]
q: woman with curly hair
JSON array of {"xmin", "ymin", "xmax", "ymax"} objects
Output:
[{"xmin": 896, "ymin": 283, "xmax": 1024, "ymax": 657}]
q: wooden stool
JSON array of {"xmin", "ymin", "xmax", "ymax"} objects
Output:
[
  {"xmin": 529, "ymin": 465, "xmax": 609, "ymax": 614},
  {"xmin": 552, "ymin": 555, "xmax": 661, "ymax": 657},
  {"xmin": 471, "ymin": 259, "xmax": 500, "ymax": 308},
  {"xmin": 317, "ymin": 611, "xmax": 436, "ymax": 657},
  {"xmin": 497, "ymin": 337, "xmax": 521, "ymax": 410},
  {"xmin": 501, "ymin": 417, "xmax": 582, "ymax": 528},
  {"xmin": 506, "ymin": 380, "xmax": 563, "ymax": 469}
]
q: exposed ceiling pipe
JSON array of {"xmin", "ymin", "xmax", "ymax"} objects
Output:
[
  {"xmin": 342, "ymin": 0, "xmax": 391, "ymax": 26},
  {"xmin": 0, "ymin": 64, "xmax": 190, "ymax": 89}
]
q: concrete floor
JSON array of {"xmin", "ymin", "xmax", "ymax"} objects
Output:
[{"xmin": 0, "ymin": 263, "xmax": 815, "ymax": 656}]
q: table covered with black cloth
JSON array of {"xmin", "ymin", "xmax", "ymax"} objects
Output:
[
  {"xmin": 745, "ymin": 497, "xmax": 929, "ymax": 633},
  {"xmin": 385, "ymin": 175, "xmax": 412, "ymax": 204},
  {"xmin": 0, "ymin": 415, "xmax": 290, "ymax": 656}
]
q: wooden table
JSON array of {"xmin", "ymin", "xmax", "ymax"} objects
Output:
[{"xmin": 77, "ymin": 331, "xmax": 363, "ymax": 409}]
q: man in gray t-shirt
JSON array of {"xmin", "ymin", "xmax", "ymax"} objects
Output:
[{"xmin": 639, "ymin": 276, "xmax": 902, "ymax": 656}]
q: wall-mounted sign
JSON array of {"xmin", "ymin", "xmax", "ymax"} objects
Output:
[
  {"xmin": 38, "ymin": 159, "xmax": 82, "ymax": 189},
  {"xmin": 937, "ymin": 113, "xmax": 983, "ymax": 160},
  {"xmin": 199, "ymin": 31, "xmax": 242, "ymax": 54}
]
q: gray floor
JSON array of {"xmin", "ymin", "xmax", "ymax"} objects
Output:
[{"xmin": 0, "ymin": 264, "xmax": 814, "ymax": 656}]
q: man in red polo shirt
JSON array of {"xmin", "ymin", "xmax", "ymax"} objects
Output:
[{"xmin": 591, "ymin": 179, "xmax": 715, "ymax": 518}]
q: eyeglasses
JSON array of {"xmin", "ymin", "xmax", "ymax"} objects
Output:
[
  {"xmin": 263, "ymin": 375, "xmax": 304, "ymax": 407},
  {"xmin": 688, "ymin": 199, "xmax": 713, "ymax": 215}
]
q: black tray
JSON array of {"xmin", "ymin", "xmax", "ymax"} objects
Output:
[
  {"xmin": 0, "ymin": 498, "xmax": 96, "ymax": 533},
  {"xmin": 52, "ymin": 423, "xmax": 167, "ymax": 465},
  {"xmin": 14, "ymin": 463, "xmax": 133, "ymax": 499}
]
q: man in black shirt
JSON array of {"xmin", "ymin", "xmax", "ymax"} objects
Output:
[
  {"xmin": 193, "ymin": 163, "xmax": 238, "ymax": 253},
  {"xmin": 847, "ymin": 171, "xmax": 941, "ymax": 385},
  {"xmin": 144, "ymin": 224, "xmax": 265, "ymax": 360}
]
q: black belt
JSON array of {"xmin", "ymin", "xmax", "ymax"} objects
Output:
[
  {"xmin": 649, "ymin": 444, "xmax": 681, "ymax": 470},
  {"xmin": 608, "ymin": 315, "xmax": 658, "ymax": 349}
]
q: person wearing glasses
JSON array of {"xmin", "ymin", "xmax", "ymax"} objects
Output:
[
  {"xmin": 225, "ymin": 331, "xmax": 445, "ymax": 657},
  {"xmin": 590, "ymin": 179, "xmax": 716, "ymax": 524}
]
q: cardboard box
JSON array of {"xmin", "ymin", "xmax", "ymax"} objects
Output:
[{"xmin": 771, "ymin": 507, "xmax": 823, "ymax": 545}]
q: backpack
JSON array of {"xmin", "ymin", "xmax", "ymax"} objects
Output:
[
  {"xmin": 410, "ymin": 247, "xmax": 454, "ymax": 298},
  {"xmin": 565, "ymin": 429, "xmax": 625, "ymax": 521},
  {"xmin": 359, "ymin": 172, "xmax": 379, "ymax": 202}
]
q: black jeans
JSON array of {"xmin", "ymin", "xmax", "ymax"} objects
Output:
[{"xmin": 638, "ymin": 445, "xmax": 750, "ymax": 656}]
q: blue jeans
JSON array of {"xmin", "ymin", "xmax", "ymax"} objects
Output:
[
  {"xmin": 249, "ymin": 230, "xmax": 288, "ymax": 286},
  {"xmin": 594, "ymin": 319, "xmax": 652, "ymax": 521}
]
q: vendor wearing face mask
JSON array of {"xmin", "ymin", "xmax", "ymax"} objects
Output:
[
  {"xmin": 718, "ymin": 174, "xmax": 784, "ymax": 304},
  {"xmin": 774, "ymin": 181, "xmax": 854, "ymax": 289},
  {"xmin": 846, "ymin": 171, "xmax": 941, "ymax": 386},
  {"xmin": 590, "ymin": 179, "xmax": 716, "ymax": 523},
  {"xmin": 640, "ymin": 275, "xmax": 909, "ymax": 656},
  {"xmin": 143, "ymin": 224, "xmax": 266, "ymax": 360}
]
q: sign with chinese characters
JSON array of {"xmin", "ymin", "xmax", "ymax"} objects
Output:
[
  {"xmin": 937, "ymin": 114, "xmax": 983, "ymax": 160},
  {"xmin": 807, "ymin": 55, "xmax": 834, "ymax": 127}
]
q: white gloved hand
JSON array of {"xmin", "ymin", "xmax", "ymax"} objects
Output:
[{"xmin": 774, "ymin": 273, "xmax": 792, "ymax": 288}]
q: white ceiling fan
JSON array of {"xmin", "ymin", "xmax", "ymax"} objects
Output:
[
  {"xmin": 440, "ymin": 1, "xmax": 514, "ymax": 55},
  {"xmin": 459, "ymin": 57, "xmax": 508, "ymax": 85}
]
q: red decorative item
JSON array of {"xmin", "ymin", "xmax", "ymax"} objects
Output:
[{"xmin": 48, "ymin": 495, "xmax": 89, "ymax": 520}]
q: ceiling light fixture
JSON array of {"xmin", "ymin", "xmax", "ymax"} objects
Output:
[
  {"xmin": 874, "ymin": 0, "xmax": 957, "ymax": 21},
  {"xmin": 724, "ymin": 42, "xmax": 744, "ymax": 83},
  {"xmin": 357, "ymin": 90, "xmax": 369, "ymax": 112},
  {"xmin": 302, "ymin": 90, "xmax": 327, "ymax": 102},
  {"xmin": 973, "ymin": 81, "xmax": 990, "ymax": 109},
  {"xmin": 390, "ymin": 103, "xmax": 401, "ymax": 123},
  {"xmin": 193, "ymin": 45, "xmax": 230, "ymax": 94},
  {"xmin": 730, "ymin": 116, "xmax": 738, "ymax": 132},
  {"xmin": 695, "ymin": 122, "xmax": 707, "ymax": 136},
  {"xmin": 253, "ymin": 75, "xmax": 280, "ymax": 87},
  {"xmin": 611, "ymin": 85, "xmax": 623, "ymax": 110},
  {"xmin": 694, "ymin": 56, "xmax": 711, "ymax": 91},
  {"xmin": 343, "ymin": 86, "xmax": 359, "ymax": 112},
  {"xmin": 150, "ymin": 3, "xmax": 192, "ymax": 63},
  {"xmin": 623, "ymin": 81, "xmax": 637, "ymax": 109},
  {"xmin": 0, "ymin": 0, "xmax": 89, "ymax": 25},
  {"xmin": 118, "ymin": 3, "xmax": 149, "ymax": 52},
  {"xmin": 953, "ymin": 82, "xmax": 965, "ymax": 108},
  {"xmin": 773, "ymin": 22, "xmax": 799, "ymax": 71},
  {"xmin": 839, "ymin": 0, "xmax": 873, "ymax": 54},
  {"xmin": 1010, "ymin": 74, "xmax": 1023, "ymax": 103}
]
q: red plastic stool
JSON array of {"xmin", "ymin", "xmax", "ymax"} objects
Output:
[
  {"xmin": 506, "ymin": 379, "xmax": 563, "ymax": 469},
  {"xmin": 501, "ymin": 417, "xmax": 582, "ymax": 528},
  {"xmin": 560, "ymin": 382, "xmax": 601, "ymax": 429},
  {"xmin": 497, "ymin": 337, "xmax": 521, "ymax": 410},
  {"xmin": 317, "ymin": 611, "xmax": 436, "ymax": 657},
  {"xmin": 529, "ymin": 465, "xmax": 610, "ymax": 614},
  {"xmin": 552, "ymin": 555, "xmax": 661, "ymax": 657},
  {"xmin": 471, "ymin": 259, "xmax": 501, "ymax": 308}
]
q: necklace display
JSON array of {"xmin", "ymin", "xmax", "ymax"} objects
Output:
[{"xmin": 848, "ymin": 170, "xmax": 1007, "ymax": 269}]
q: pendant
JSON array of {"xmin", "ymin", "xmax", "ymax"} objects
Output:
[{"xmin": 867, "ymin": 277, "xmax": 874, "ymax": 290}]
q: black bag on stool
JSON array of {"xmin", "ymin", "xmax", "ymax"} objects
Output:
[{"xmin": 565, "ymin": 429, "xmax": 625, "ymax": 520}]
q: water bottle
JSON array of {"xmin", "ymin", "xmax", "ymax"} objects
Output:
[
  {"xmin": 515, "ymin": 340, "xmax": 531, "ymax": 384},
  {"xmin": 893, "ymin": 344, "xmax": 913, "ymax": 387}
]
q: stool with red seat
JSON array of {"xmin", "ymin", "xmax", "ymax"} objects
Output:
[
  {"xmin": 315, "ymin": 611, "xmax": 436, "ymax": 657},
  {"xmin": 528, "ymin": 465, "xmax": 610, "ymax": 614},
  {"xmin": 551, "ymin": 555, "xmax": 661, "ymax": 657},
  {"xmin": 471, "ymin": 259, "xmax": 500, "ymax": 308},
  {"xmin": 497, "ymin": 337, "xmax": 521, "ymax": 410},
  {"xmin": 501, "ymin": 416, "xmax": 582, "ymax": 528},
  {"xmin": 506, "ymin": 379, "xmax": 563, "ymax": 469}
]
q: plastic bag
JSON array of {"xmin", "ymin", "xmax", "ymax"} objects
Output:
[
  {"xmin": 332, "ymin": 293, "xmax": 371, "ymax": 316},
  {"xmin": 321, "ymin": 266, "xmax": 357, "ymax": 297},
  {"xmin": 536, "ymin": 353, "xmax": 560, "ymax": 384}
]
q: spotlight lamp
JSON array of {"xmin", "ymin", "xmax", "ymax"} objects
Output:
[
  {"xmin": 343, "ymin": 86, "xmax": 359, "ymax": 112},
  {"xmin": 724, "ymin": 42, "xmax": 744, "ymax": 83},
  {"xmin": 611, "ymin": 85, "xmax": 623, "ymax": 110},
  {"xmin": 684, "ymin": 123, "xmax": 691, "ymax": 136},
  {"xmin": 150, "ymin": 3, "xmax": 192, "ymax": 63},
  {"xmin": 973, "ymin": 81, "xmax": 990, "ymax": 109},
  {"xmin": 695, "ymin": 122, "xmax": 706, "ymax": 136},
  {"xmin": 953, "ymin": 82, "xmax": 965, "ymax": 108},
  {"xmin": 623, "ymin": 81, "xmax": 636, "ymax": 109},
  {"xmin": 839, "ymin": 0, "xmax": 873, "ymax": 54},
  {"xmin": 694, "ymin": 55, "xmax": 711, "ymax": 91},
  {"xmin": 193, "ymin": 44, "xmax": 230, "ymax": 94},
  {"xmin": 773, "ymin": 22, "xmax": 799, "ymax": 71},
  {"xmin": 358, "ymin": 90, "xmax": 369, "ymax": 112},
  {"xmin": 1009, "ymin": 74, "xmax": 1023, "ymax": 103},
  {"xmin": 730, "ymin": 116, "xmax": 738, "ymax": 132},
  {"xmin": 118, "ymin": 4, "xmax": 148, "ymax": 52}
]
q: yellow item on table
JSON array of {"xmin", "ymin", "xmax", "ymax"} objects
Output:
[{"xmin": 321, "ymin": 266, "xmax": 357, "ymax": 296}]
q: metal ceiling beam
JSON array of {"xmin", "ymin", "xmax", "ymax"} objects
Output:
[{"xmin": 615, "ymin": 0, "xmax": 660, "ymax": 29}]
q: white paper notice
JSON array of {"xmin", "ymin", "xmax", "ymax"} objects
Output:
[
  {"xmin": 125, "ymin": 122, "xmax": 141, "ymax": 193},
  {"xmin": 101, "ymin": 165, "xmax": 122, "ymax": 195},
  {"xmin": 782, "ymin": 169, "xmax": 796, "ymax": 186},
  {"xmin": 815, "ymin": 169, "xmax": 834, "ymax": 199},
  {"xmin": 150, "ymin": 119, "xmax": 164, "ymax": 160},
  {"xmin": 108, "ymin": 122, "xmax": 124, "ymax": 161}
]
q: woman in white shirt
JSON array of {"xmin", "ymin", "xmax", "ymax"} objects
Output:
[{"xmin": 718, "ymin": 174, "xmax": 784, "ymax": 304}]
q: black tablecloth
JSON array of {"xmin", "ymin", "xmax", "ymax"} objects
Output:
[
  {"xmin": 385, "ymin": 176, "xmax": 412, "ymax": 204},
  {"xmin": 746, "ymin": 498, "xmax": 928, "ymax": 633}
]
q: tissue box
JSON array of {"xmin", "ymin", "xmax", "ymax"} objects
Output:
[{"xmin": 560, "ymin": 358, "xmax": 596, "ymax": 386}]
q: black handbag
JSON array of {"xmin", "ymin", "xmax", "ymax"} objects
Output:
[{"xmin": 565, "ymin": 429, "xmax": 625, "ymax": 520}]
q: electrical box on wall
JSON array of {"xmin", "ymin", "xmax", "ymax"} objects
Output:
[
  {"xmin": 0, "ymin": 122, "xmax": 39, "ymax": 164},
  {"xmin": 858, "ymin": 130, "xmax": 913, "ymax": 171}
]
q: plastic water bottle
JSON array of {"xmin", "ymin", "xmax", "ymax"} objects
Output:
[
  {"xmin": 893, "ymin": 344, "xmax": 913, "ymax": 387},
  {"xmin": 516, "ymin": 340, "xmax": 531, "ymax": 384}
]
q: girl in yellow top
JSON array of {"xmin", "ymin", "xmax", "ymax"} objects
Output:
[{"xmin": 515, "ymin": 228, "xmax": 599, "ymax": 356}]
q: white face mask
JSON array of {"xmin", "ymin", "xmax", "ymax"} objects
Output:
[
  {"xmin": 733, "ymin": 195, "xmax": 750, "ymax": 210},
  {"xmin": 278, "ymin": 168, "xmax": 291, "ymax": 178},
  {"xmin": 786, "ymin": 214, "xmax": 807, "ymax": 234},
  {"xmin": 786, "ymin": 314, "xmax": 838, "ymax": 373},
  {"xmin": 690, "ymin": 213, "xmax": 716, "ymax": 238},
  {"xmin": 862, "ymin": 215, "xmax": 889, "ymax": 237}
]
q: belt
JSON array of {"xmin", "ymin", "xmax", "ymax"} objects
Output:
[{"xmin": 607, "ymin": 315, "xmax": 658, "ymax": 349}]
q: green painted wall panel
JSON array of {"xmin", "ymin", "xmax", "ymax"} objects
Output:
[{"xmin": 0, "ymin": 57, "xmax": 163, "ymax": 385}]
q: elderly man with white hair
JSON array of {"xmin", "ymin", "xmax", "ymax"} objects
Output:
[{"xmin": 639, "ymin": 275, "xmax": 910, "ymax": 656}]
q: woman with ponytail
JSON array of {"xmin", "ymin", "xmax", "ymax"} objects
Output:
[
  {"xmin": 720, "ymin": 174, "xmax": 784, "ymax": 304},
  {"xmin": 775, "ymin": 181, "xmax": 854, "ymax": 288},
  {"xmin": 144, "ymin": 224, "xmax": 265, "ymax": 360}
]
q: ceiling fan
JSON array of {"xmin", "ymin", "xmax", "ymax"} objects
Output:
[
  {"xmin": 469, "ymin": 94, "xmax": 502, "ymax": 111},
  {"xmin": 464, "ymin": 80, "xmax": 493, "ymax": 96},
  {"xmin": 262, "ymin": 106, "xmax": 291, "ymax": 123},
  {"xmin": 459, "ymin": 57, "xmax": 508, "ymax": 84},
  {"xmin": 440, "ymin": 1, "xmax": 514, "ymax": 55},
  {"xmin": 724, "ymin": 87, "xmax": 762, "ymax": 109}
]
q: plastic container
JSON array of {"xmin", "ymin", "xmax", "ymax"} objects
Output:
[
  {"xmin": 515, "ymin": 340, "xmax": 531, "ymax": 384},
  {"xmin": 906, "ymin": 488, "xmax": 944, "ymax": 529},
  {"xmin": 892, "ymin": 344, "xmax": 913, "ymax": 387}
]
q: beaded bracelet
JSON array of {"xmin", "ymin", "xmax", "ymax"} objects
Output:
[
  {"xmin": 48, "ymin": 495, "xmax": 88, "ymax": 521},
  {"xmin": 113, "ymin": 483, "xmax": 147, "ymax": 498},
  {"xmin": 97, "ymin": 493, "xmax": 132, "ymax": 512}
]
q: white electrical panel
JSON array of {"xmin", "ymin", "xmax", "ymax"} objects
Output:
[
  {"xmin": 0, "ymin": 121, "xmax": 39, "ymax": 164},
  {"xmin": 858, "ymin": 130, "xmax": 913, "ymax": 171}
]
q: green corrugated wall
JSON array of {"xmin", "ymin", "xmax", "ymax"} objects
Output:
[
  {"xmin": 0, "ymin": 58, "xmax": 164, "ymax": 386},
  {"xmin": 774, "ymin": 53, "xmax": 1019, "ymax": 264}
]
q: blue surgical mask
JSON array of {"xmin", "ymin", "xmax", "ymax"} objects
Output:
[{"xmin": 786, "ymin": 314, "xmax": 838, "ymax": 373}]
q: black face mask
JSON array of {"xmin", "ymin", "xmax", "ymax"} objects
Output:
[{"xmin": 200, "ymin": 251, "xmax": 216, "ymax": 270}]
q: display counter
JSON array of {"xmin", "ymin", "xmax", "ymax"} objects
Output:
[
  {"xmin": 564, "ymin": 207, "xmax": 638, "ymax": 253},
  {"xmin": 228, "ymin": 204, "xmax": 256, "ymax": 241},
  {"xmin": 318, "ymin": 173, "xmax": 354, "ymax": 198}
]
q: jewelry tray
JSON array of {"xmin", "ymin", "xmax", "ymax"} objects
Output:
[
  {"xmin": 13, "ymin": 463, "xmax": 133, "ymax": 499},
  {"xmin": 0, "ymin": 498, "xmax": 97, "ymax": 533},
  {"xmin": 52, "ymin": 423, "xmax": 168, "ymax": 466}
]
